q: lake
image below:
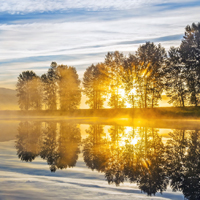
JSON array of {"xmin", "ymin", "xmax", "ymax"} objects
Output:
[{"xmin": 1, "ymin": 117, "xmax": 199, "ymax": 199}]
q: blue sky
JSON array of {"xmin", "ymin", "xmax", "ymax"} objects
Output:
[{"xmin": 0, "ymin": 0, "xmax": 200, "ymax": 89}]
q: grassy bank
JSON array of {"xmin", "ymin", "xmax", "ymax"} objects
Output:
[{"xmin": 1, "ymin": 106, "xmax": 200, "ymax": 119}]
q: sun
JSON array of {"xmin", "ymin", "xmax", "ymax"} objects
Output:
[
  {"xmin": 117, "ymin": 88, "xmax": 137, "ymax": 108},
  {"xmin": 118, "ymin": 88, "xmax": 126, "ymax": 98}
]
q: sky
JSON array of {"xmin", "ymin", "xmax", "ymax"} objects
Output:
[{"xmin": 0, "ymin": 0, "xmax": 200, "ymax": 89}]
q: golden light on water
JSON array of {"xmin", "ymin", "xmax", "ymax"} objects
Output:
[
  {"xmin": 131, "ymin": 137, "xmax": 139, "ymax": 145},
  {"xmin": 118, "ymin": 126, "xmax": 139, "ymax": 146}
]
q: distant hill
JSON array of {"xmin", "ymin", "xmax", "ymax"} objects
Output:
[{"xmin": 0, "ymin": 88, "xmax": 19, "ymax": 110}]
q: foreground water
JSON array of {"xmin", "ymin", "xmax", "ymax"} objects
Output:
[{"xmin": 1, "ymin": 118, "xmax": 200, "ymax": 199}]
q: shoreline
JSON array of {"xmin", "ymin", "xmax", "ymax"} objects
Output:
[
  {"xmin": 1, "ymin": 107, "xmax": 200, "ymax": 119},
  {"xmin": 0, "ymin": 107, "xmax": 200, "ymax": 130}
]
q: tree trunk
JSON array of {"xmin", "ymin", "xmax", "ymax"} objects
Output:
[
  {"xmin": 181, "ymin": 94, "xmax": 185, "ymax": 107},
  {"xmin": 152, "ymin": 88, "xmax": 154, "ymax": 108}
]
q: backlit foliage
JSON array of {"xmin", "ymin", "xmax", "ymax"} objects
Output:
[{"xmin": 16, "ymin": 22, "xmax": 200, "ymax": 110}]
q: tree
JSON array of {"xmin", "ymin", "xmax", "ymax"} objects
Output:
[
  {"xmin": 16, "ymin": 70, "xmax": 42, "ymax": 110},
  {"xmin": 164, "ymin": 47, "xmax": 187, "ymax": 107},
  {"xmin": 123, "ymin": 54, "xmax": 141, "ymax": 108},
  {"xmin": 83, "ymin": 63, "xmax": 108, "ymax": 109},
  {"xmin": 179, "ymin": 23, "xmax": 200, "ymax": 106},
  {"xmin": 136, "ymin": 42, "xmax": 166, "ymax": 108},
  {"xmin": 56, "ymin": 65, "xmax": 81, "ymax": 111},
  {"xmin": 105, "ymin": 51, "xmax": 125, "ymax": 108},
  {"xmin": 41, "ymin": 62, "xmax": 58, "ymax": 110}
]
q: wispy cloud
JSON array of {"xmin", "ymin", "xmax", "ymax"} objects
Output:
[
  {"xmin": 1, "ymin": 0, "xmax": 200, "ymax": 14},
  {"xmin": 0, "ymin": 1, "xmax": 200, "ymax": 88}
]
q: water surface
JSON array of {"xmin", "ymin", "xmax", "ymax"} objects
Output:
[{"xmin": 1, "ymin": 118, "xmax": 199, "ymax": 199}]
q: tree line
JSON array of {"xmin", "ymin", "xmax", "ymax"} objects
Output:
[{"xmin": 16, "ymin": 22, "xmax": 200, "ymax": 110}]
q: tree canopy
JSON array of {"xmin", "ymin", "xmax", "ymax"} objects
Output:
[{"xmin": 16, "ymin": 70, "xmax": 42, "ymax": 110}]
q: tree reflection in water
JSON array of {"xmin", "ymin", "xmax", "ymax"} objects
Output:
[
  {"xmin": 40, "ymin": 122, "xmax": 58, "ymax": 171},
  {"xmin": 83, "ymin": 125, "xmax": 168, "ymax": 195},
  {"xmin": 83, "ymin": 124, "xmax": 108, "ymax": 172},
  {"xmin": 16, "ymin": 121, "xmax": 81, "ymax": 172},
  {"xmin": 16, "ymin": 121, "xmax": 200, "ymax": 199},
  {"xmin": 166, "ymin": 129, "xmax": 200, "ymax": 200},
  {"xmin": 16, "ymin": 121, "xmax": 42, "ymax": 162}
]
